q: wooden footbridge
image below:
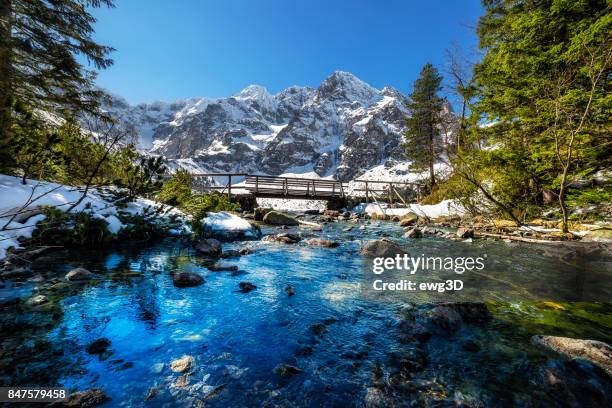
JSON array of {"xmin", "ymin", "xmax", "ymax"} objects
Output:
[{"xmin": 184, "ymin": 172, "xmax": 423, "ymax": 204}]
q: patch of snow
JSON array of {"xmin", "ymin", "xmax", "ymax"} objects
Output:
[
  {"xmin": 352, "ymin": 199, "xmax": 465, "ymax": 218},
  {"xmin": 202, "ymin": 211, "xmax": 258, "ymax": 237}
]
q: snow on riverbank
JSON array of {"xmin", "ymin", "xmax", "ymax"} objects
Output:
[
  {"xmin": 0, "ymin": 175, "xmax": 190, "ymax": 260},
  {"xmin": 256, "ymin": 197, "xmax": 327, "ymax": 212},
  {"xmin": 353, "ymin": 199, "xmax": 465, "ymax": 218}
]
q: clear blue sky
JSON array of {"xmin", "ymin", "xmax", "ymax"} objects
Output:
[{"xmin": 89, "ymin": 0, "xmax": 483, "ymax": 104}]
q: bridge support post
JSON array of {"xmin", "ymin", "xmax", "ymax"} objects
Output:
[
  {"xmin": 365, "ymin": 181, "xmax": 369, "ymax": 203},
  {"xmin": 228, "ymin": 175, "xmax": 232, "ymax": 202}
]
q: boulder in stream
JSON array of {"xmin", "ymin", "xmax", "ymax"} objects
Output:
[
  {"xmin": 360, "ymin": 238, "xmax": 408, "ymax": 257},
  {"xmin": 238, "ymin": 281, "xmax": 257, "ymax": 293},
  {"xmin": 173, "ymin": 272, "xmax": 205, "ymax": 288},
  {"xmin": 532, "ymin": 335, "xmax": 612, "ymax": 375},
  {"xmin": 456, "ymin": 227, "xmax": 474, "ymax": 239},
  {"xmin": 196, "ymin": 238, "xmax": 222, "ymax": 257},
  {"xmin": 262, "ymin": 233, "xmax": 301, "ymax": 244},
  {"xmin": 86, "ymin": 338, "xmax": 111, "ymax": 354},
  {"xmin": 263, "ymin": 211, "xmax": 299, "ymax": 226},
  {"xmin": 54, "ymin": 388, "xmax": 109, "ymax": 407},
  {"xmin": 170, "ymin": 355, "xmax": 194, "ymax": 373},
  {"xmin": 404, "ymin": 228, "xmax": 422, "ymax": 238},
  {"xmin": 65, "ymin": 267, "xmax": 93, "ymax": 281},
  {"xmin": 307, "ymin": 238, "xmax": 339, "ymax": 248}
]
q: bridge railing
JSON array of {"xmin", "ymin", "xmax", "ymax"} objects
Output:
[{"xmin": 244, "ymin": 175, "xmax": 344, "ymax": 198}]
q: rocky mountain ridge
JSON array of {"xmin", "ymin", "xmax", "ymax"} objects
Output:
[{"xmin": 104, "ymin": 71, "xmax": 456, "ymax": 181}]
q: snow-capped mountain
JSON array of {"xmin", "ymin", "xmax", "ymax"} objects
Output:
[{"xmin": 104, "ymin": 71, "xmax": 455, "ymax": 181}]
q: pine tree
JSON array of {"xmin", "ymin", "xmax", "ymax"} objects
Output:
[
  {"xmin": 404, "ymin": 63, "xmax": 444, "ymax": 189},
  {"xmin": 0, "ymin": 0, "xmax": 115, "ymax": 169}
]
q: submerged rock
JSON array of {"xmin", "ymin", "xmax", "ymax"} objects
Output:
[
  {"xmin": 220, "ymin": 249, "xmax": 241, "ymax": 258},
  {"xmin": 173, "ymin": 272, "xmax": 205, "ymax": 288},
  {"xmin": 360, "ymin": 238, "xmax": 408, "ymax": 257},
  {"xmin": 306, "ymin": 238, "xmax": 339, "ymax": 248},
  {"xmin": 263, "ymin": 211, "xmax": 299, "ymax": 226},
  {"xmin": 438, "ymin": 302, "xmax": 491, "ymax": 323},
  {"xmin": 86, "ymin": 338, "xmax": 111, "ymax": 354},
  {"xmin": 238, "ymin": 281, "xmax": 257, "ymax": 293},
  {"xmin": 273, "ymin": 363, "xmax": 302, "ymax": 376},
  {"xmin": 26, "ymin": 294, "xmax": 48, "ymax": 306},
  {"xmin": 65, "ymin": 267, "xmax": 93, "ymax": 281},
  {"xmin": 54, "ymin": 389, "xmax": 109, "ymax": 407},
  {"xmin": 285, "ymin": 285, "xmax": 295, "ymax": 296},
  {"xmin": 208, "ymin": 264, "xmax": 239, "ymax": 272},
  {"xmin": 364, "ymin": 387, "xmax": 390, "ymax": 408},
  {"xmin": 196, "ymin": 238, "xmax": 222, "ymax": 257},
  {"xmin": 532, "ymin": 335, "xmax": 612, "ymax": 375},
  {"xmin": 170, "ymin": 355, "xmax": 194, "ymax": 373}
]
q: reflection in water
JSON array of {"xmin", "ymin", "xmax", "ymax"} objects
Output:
[{"xmin": 0, "ymin": 222, "xmax": 610, "ymax": 406}]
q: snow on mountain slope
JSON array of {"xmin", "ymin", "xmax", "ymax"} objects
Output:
[{"xmin": 103, "ymin": 71, "xmax": 457, "ymax": 182}]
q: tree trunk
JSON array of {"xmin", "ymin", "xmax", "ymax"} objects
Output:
[
  {"xmin": 458, "ymin": 97, "xmax": 467, "ymax": 151},
  {"xmin": 558, "ymin": 164, "xmax": 570, "ymax": 233},
  {"xmin": 429, "ymin": 126, "xmax": 436, "ymax": 189},
  {"xmin": 0, "ymin": 0, "xmax": 12, "ymax": 157}
]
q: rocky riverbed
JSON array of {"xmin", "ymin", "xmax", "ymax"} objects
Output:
[{"xmin": 0, "ymin": 213, "xmax": 611, "ymax": 407}]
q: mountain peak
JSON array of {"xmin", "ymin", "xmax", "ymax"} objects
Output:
[
  {"xmin": 234, "ymin": 84, "xmax": 271, "ymax": 100},
  {"xmin": 317, "ymin": 71, "xmax": 379, "ymax": 104}
]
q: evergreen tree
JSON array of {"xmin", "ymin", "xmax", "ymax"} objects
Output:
[
  {"xmin": 472, "ymin": 0, "xmax": 611, "ymax": 230},
  {"xmin": 0, "ymin": 0, "xmax": 115, "ymax": 170},
  {"xmin": 404, "ymin": 63, "xmax": 445, "ymax": 189}
]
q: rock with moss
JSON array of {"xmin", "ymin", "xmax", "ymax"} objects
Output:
[{"xmin": 262, "ymin": 211, "xmax": 299, "ymax": 226}]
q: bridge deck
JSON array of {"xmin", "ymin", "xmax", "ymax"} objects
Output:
[
  {"xmin": 244, "ymin": 175, "xmax": 344, "ymax": 199},
  {"xmin": 183, "ymin": 172, "xmax": 422, "ymax": 202}
]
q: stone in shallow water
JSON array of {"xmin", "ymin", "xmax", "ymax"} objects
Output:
[
  {"xmin": 532, "ymin": 335, "xmax": 612, "ymax": 375},
  {"xmin": 26, "ymin": 294, "xmax": 48, "ymax": 306},
  {"xmin": 403, "ymin": 227, "xmax": 422, "ymax": 238},
  {"xmin": 262, "ymin": 233, "xmax": 301, "ymax": 244},
  {"xmin": 196, "ymin": 238, "xmax": 222, "ymax": 257},
  {"xmin": 285, "ymin": 285, "xmax": 295, "ymax": 296},
  {"xmin": 238, "ymin": 281, "xmax": 257, "ymax": 293},
  {"xmin": 359, "ymin": 238, "xmax": 408, "ymax": 257},
  {"xmin": 207, "ymin": 264, "xmax": 239, "ymax": 272},
  {"xmin": 173, "ymin": 272, "xmax": 205, "ymax": 288},
  {"xmin": 55, "ymin": 388, "xmax": 109, "ymax": 407},
  {"xmin": 307, "ymin": 238, "xmax": 339, "ymax": 248},
  {"xmin": 456, "ymin": 227, "xmax": 474, "ymax": 238},
  {"xmin": 170, "ymin": 355, "xmax": 194, "ymax": 373},
  {"xmin": 86, "ymin": 338, "xmax": 111, "ymax": 354},
  {"xmin": 263, "ymin": 211, "xmax": 299, "ymax": 226},
  {"xmin": 65, "ymin": 267, "xmax": 93, "ymax": 281}
]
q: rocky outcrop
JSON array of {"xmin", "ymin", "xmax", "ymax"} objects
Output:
[
  {"xmin": 532, "ymin": 335, "xmax": 612, "ymax": 375},
  {"xmin": 238, "ymin": 281, "xmax": 257, "ymax": 293}
]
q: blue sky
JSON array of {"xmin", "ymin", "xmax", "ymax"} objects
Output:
[{"xmin": 89, "ymin": 0, "xmax": 483, "ymax": 104}]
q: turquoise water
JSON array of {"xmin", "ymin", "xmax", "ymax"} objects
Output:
[{"xmin": 1, "ymin": 220, "xmax": 611, "ymax": 406}]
